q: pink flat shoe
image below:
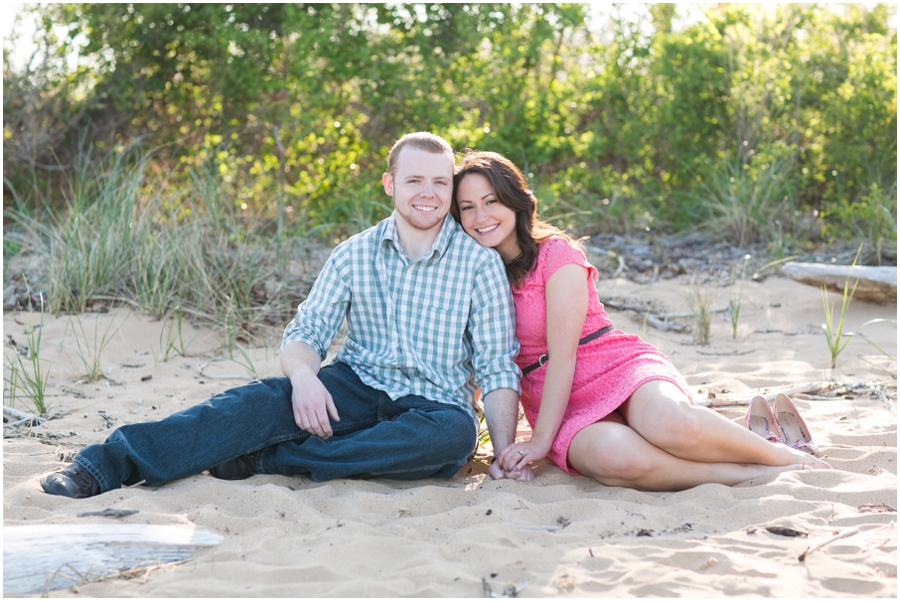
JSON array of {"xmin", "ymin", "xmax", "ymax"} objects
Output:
[
  {"xmin": 744, "ymin": 395, "xmax": 781, "ymax": 443},
  {"xmin": 774, "ymin": 393, "xmax": 819, "ymax": 456}
]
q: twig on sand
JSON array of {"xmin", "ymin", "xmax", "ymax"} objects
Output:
[
  {"xmin": 644, "ymin": 314, "xmax": 691, "ymax": 333},
  {"xmin": 77, "ymin": 509, "xmax": 139, "ymax": 519},
  {"xmin": 503, "ymin": 523, "xmax": 566, "ymax": 531},
  {"xmin": 858, "ymin": 504, "xmax": 896, "ymax": 513},
  {"xmin": 695, "ymin": 349, "xmax": 755, "ymax": 356},
  {"xmin": 3, "ymin": 405, "xmax": 44, "ymax": 424},
  {"xmin": 195, "ymin": 363, "xmax": 253, "ymax": 381},
  {"xmin": 798, "ymin": 527, "xmax": 860, "ymax": 562}
]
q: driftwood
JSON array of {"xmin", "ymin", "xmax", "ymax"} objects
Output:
[
  {"xmin": 3, "ymin": 524, "xmax": 223, "ymax": 594},
  {"xmin": 3, "ymin": 405, "xmax": 45, "ymax": 428},
  {"xmin": 782, "ymin": 262, "xmax": 897, "ymax": 304},
  {"xmin": 644, "ymin": 314, "xmax": 691, "ymax": 333},
  {"xmin": 3, "ymin": 405, "xmax": 43, "ymax": 422},
  {"xmin": 600, "ymin": 299, "xmax": 728, "ymax": 333},
  {"xmin": 695, "ymin": 383, "xmax": 820, "ymax": 408}
]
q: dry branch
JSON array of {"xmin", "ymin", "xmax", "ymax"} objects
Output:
[{"xmin": 798, "ymin": 527, "xmax": 860, "ymax": 562}]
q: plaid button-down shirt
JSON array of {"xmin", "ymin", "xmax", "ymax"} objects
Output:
[{"xmin": 282, "ymin": 213, "xmax": 521, "ymax": 423}]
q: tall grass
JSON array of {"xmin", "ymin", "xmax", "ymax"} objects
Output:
[
  {"xmin": 821, "ymin": 246, "xmax": 862, "ymax": 369},
  {"xmin": 688, "ymin": 274, "xmax": 715, "ymax": 345},
  {"xmin": 3, "ymin": 292, "xmax": 50, "ymax": 414},
  {"xmin": 698, "ymin": 154, "xmax": 792, "ymax": 247},
  {"xmin": 64, "ymin": 311, "xmax": 124, "ymax": 382},
  {"xmin": 5, "ymin": 146, "xmax": 315, "ymax": 349},
  {"xmin": 727, "ymin": 254, "xmax": 751, "ymax": 339}
]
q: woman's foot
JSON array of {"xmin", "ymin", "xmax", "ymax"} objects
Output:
[{"xmin": 777, "ymin": 443, "xmax": 833, "ymax": 469}]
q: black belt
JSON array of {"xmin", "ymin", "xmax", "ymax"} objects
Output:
[{"xmin": 521, "ymin": 325, "xmax": 613, "ymax": 376}]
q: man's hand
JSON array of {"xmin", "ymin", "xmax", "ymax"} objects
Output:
[
  {"xmin": 482, "ymin": 387, "xmax": 535, "ymax": 481},
  {"xmin": 281, "ymin": 341, "xmax": 339, "ymax": 439},
  {"xmin": 289, "ymin": 372, "xmax": 340, "ymax": 439},
  {"xmin": 488, "ymin": 459, "xmax": 535, "ymax": 482}
]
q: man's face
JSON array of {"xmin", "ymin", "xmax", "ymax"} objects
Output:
[{"xmin": 382, "ymin": 146, "xmax": 454, "ymax": 235}]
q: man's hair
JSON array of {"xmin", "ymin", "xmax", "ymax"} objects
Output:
[{"xmin": 387, "ymin": 132, "xmax": 454, "ymax": 177}]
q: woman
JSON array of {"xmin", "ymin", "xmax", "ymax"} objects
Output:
[{"xmin": 451, "ymin": 151, "xmax": 832, "ymax": 490}]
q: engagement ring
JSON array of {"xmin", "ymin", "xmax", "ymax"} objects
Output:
[{"xmin": 517, "ymin": 450, "xmax": 525, "ymax": 456}]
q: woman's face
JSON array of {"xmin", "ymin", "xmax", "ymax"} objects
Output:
[{"xmin": 455, "ymin": 172, "xmax": 520, "ymax": 261}]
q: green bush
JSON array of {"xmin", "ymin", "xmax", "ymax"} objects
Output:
[{"xmin": 3, "ymin": 3, "xmax": 895, "ymax": 255}]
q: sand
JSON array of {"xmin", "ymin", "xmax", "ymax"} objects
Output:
[{"xmin": 3, "ymin": 271, "xmax": 897, "ymax": 597}]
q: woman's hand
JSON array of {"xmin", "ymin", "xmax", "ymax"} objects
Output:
[
  {"xmin": 488, "ymin": 458, "xmax": 535, "ymax": 482},
  {"xmin": 496, "ymin": 438, "xmax": 551, "ymax": 474}
]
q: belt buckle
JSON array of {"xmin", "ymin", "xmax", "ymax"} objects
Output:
[{"xmin": 537, "ymin": 354, "xmax": 548, "ymax": 367}]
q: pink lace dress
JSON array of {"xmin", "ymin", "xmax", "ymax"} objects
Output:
[{"xmin": 514, "ymin": 238, "xmax": 692, "ymax": 475}]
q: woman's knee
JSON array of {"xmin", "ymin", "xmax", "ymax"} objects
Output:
[
  {"xmin": 628, "ymin": 383, "xmax": 703, "ymax": 449},
  {"xmin": 649, "ymin": 404, "xmax": 704, "ymax": 450},
  {"xmin": 570, "ymin": 427, "xmax": 652, "ymax": 484}
]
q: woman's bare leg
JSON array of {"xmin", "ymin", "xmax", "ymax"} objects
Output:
[
  {"xmin": 619, "ymin": 381, "xmax": 831, "ymax": 469},
  {"xmin": 568, "ymin": 416, "xmax": 803, "ymax": 491}
]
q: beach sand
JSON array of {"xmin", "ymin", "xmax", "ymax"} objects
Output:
[{"xmin": 3, "ymin": 271, "xmax": 896, "ymax": 597}]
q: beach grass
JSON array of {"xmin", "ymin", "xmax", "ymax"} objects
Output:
[
  {"xmin": 2, "ymin": 291, "xmax": 49, "ymax": 414},
  {"xmin": 63, "ymin": 311, "xmax": 124, "ymax": 382},
  {"xmin": 727, "ymin": 254, "xmax": 751, "ymax": 339},
  {"xmin": 821, "ymin": 246, "xmax": 862, "ymax": 369},
  {"xmin": 4, "ymin": 147, "xmax": 313, "ymax": 344},
  {"xmin": 688, "ymin": 274, "xmax": 715, "ymax": 346},
  {"xmin": 698, "ymin": 154, "xmax": 793, "ymax": 247}
]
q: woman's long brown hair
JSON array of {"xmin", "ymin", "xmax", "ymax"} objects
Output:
[{"xmin": 451, "ymin": 150, "xmax": 580, "ymax": 286}]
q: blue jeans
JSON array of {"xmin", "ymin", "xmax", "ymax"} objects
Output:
[{"xmin": 74, "ymin": 362, "xmax": 477, "ymax": 493}]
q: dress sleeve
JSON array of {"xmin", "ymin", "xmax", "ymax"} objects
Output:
[{"xmin": 539, "ymin": 238, "xmax": 599, "ymax": 284}]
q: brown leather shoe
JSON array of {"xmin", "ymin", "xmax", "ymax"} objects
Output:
[
  {"xmin": 210, "ymin": 454, "xmax": 257, "ymax": 480},
  {"xmin": 41, "ymin": 463, "xmax": 101, "ymax": 499}
]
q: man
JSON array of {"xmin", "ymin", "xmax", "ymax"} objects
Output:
[{"xmin": 41, "ymin": 132, "xmax": 527, "ymax": 499}]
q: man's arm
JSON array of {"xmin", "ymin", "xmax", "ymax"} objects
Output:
[
  {"xmin": 280, "ymin": 250, "xmax": 351, "ymax": 439},
  {"xmin": 467, "ymin": 252, "xmax": 531, "ymax": 480},
  {"xmin": 483, "ymin": 387, "xmax": 534, "ymax": 481},
  {"xmin": 280, "ymin": 340, "xmax": 340, "ymax": 439}
]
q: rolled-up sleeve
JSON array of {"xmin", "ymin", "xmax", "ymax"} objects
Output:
[
  {"xmin": 467, "ymin": 253, "xmax": 521, "ymax": 397},
  {"xmin": 282, "ymin": 253, "xmax": 351, "ymax": 360}
]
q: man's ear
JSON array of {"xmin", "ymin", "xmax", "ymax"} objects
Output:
[{"xmin": 382, "ymin": 172, "xmax": 394, "ymax": 197}]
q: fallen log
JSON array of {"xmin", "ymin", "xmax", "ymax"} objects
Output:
[
  {"xmin": 3, "ymin": 524, "xmax": 223, "ymax": 594},
  {"xmin": 782, "ymin": 262, "xmax": 896, "ymax": 304}
]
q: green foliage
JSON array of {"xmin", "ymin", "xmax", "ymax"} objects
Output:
[
  {"xmin": 3, "ymin": 296, "xmax": 50, "ymax": 414},
  {"xmin": 696, "ymin": 154, "xmax": 793, "ymax": 246},
  {"xmin": 158, "ymin": 305, "xmax": 199, "ymax": 363},
  {"xmin": 822, "ymin": 182, "xmax": 897, "ymax": 265},
  {"xmin": 3, "ymin": 234, "xmax": 24, "ymax": 285},
  {"xmin": 728, "ymin": 254, "xmax": 751, "ymax": 339},
  {"xmin": 820, "ymin": 246, "xmax": 862, "ymax": 369},
  {"xmin": 688, "ymin": 274, "xmax": 715, "ymax": 346},
  {"xmin": 3, "ymin": 3, "xmax": 896, "ymax": 249},
  {"xmin": 64, "ymin": 312, "xmax": 124, "ymax": 382}
]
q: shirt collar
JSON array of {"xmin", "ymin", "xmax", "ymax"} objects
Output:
[{"xmin": 381, "ymin": 213, "xmax": 458, "ymax": 261}]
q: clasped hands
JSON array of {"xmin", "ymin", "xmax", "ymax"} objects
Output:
[
  {"xmin": 290, "ymin": 371, "xmax": 547, "ymax": 484},
  {"xmin": 488, "ymin": 438, "xmax": 551, "ymax": 482}
]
